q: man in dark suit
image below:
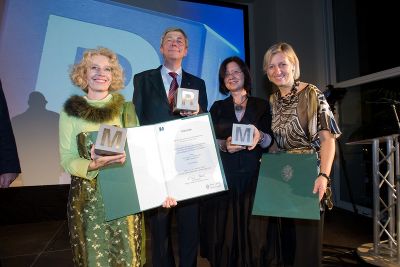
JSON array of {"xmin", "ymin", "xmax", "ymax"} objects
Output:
[
  {"xmin": 133, "ymin": 28, "xmax": 208, "ymax": 267},
  {"xmin": 0, "ymin": 79, "xmax": 21, "ymax": 188}
]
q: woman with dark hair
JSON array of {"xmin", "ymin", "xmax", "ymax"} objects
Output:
[{"xmin": 200, "ymin": 56, "xmax": 273, "ymax": 267}]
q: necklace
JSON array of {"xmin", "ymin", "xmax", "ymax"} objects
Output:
[
  {"xmin": 233, "ymin": 95, "xmax": 248, "ymax": 111},
  {"xmin": 278, "ymin": 81, "xmax": 299, "ymax": 104},
  {"xmin": 273, "ymin": 81, "xmax": 300, "ymax": 129}
]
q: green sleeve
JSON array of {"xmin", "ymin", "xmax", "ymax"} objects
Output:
[
  {"xmin": 122, "ymin": 101, "xmax": 139, "ymax": 128},
  {"xmin": 59, "ymin": 111, "xmax": 98, "ymax": 179}
]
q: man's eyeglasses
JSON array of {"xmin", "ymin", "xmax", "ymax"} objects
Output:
[
  {"xmin": 164, "ymin": 38, "xmax": 186, "ymax": 47},
  {"xmin": 224, "ymin": 70, "xmax": 242, "ymax": 78}
]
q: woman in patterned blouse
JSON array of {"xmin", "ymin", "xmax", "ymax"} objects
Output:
[{"xmin": 262, "ymin": 42, "xmax": 341, "ymax": 267}]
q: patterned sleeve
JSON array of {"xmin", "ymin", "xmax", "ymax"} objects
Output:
[
  {"xmin": 307, "ymin": 85, "xmax": 341, "ymax": 147},
  {"xmin": 315, "ymin": 86, "xmax": 341, "ymax": 138}
]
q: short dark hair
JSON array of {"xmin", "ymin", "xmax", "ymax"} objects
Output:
[{"xmin": 218, "ymin": 56, "xmax": 252, "ymax": 95}]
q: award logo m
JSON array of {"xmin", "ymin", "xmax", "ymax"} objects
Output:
[
  {"xmin": 101, "ymin": 128, "xmax": 123, "ymax": 150},
  {"xmin": 234, "ymin": 127, "xmax": 251, "ymax": 143},
  {"xmin": 95, "ymin": 125, "xmax": 127, "ymax": 155}
]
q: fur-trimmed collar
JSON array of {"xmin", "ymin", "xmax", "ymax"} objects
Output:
[{"xmin": 63, "ymin": 94, "xmax": 125, "ymax": 123}]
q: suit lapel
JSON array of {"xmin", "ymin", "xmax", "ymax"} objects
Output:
[
  {"xmin": 239, "ymin": 97, "xmax": 253, "ymax": 124},
  {"xmin": 181, "ymin": 70, "xmax": 192, "ymax": 89},
  {"xmin": 223, "ymin": 96, "xmax": 238, "ymax": 123},
  {"xmin": 149, "ymin": 66, "xmax": 169, "ymax": 105}
]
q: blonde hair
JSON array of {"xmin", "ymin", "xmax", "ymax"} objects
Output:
[
  {"xmin": 265, "ymin": 43, "xmax": 317, "ymax": 122},
  {"xmin": 70, "ymin": 47, "xmax": 124, "ymax": 92},
  {"xmin": 263, "ymin": 42, "xmax": 300, "ymax": 80}
]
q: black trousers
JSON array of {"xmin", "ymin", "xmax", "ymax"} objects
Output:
[
  {"xmin": 148, "ymin": 200, "xmax": 199, "ymax": 267},
  {"xmin": 270, "ymin": 211, "xmax": 325, "ymax": 267}
]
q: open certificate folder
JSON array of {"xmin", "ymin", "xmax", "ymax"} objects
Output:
[
  {"xmin": 252, "ymin": 153, "xmax": 320, "ymax": 220},
  {"xmin": 98, "ymin": 113, "xmax": 227, "ymax": 220}
]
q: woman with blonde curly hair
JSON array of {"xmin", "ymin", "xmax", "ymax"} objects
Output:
[{"xmin": 59, "ymin": 47, "xmax": 144, "ymax": 266}]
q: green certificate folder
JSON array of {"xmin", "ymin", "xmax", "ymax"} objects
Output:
[
  {"xmin": 97, "ymin": 144, "xmax": 142, "ymax": 221},
  {"xmin": 82, "ymin": 132, "xmax": 142, "ymax": 221},
  {"xmin": 252, "ymin": 153, "xmax": 320, "ymax": 220},
  {"xmin": 84, "ymin": 114, "xmax": 227, "ymax": 221}
]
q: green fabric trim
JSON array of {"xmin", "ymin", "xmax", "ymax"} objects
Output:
[{"xmin": 121, "ymin": 102, "xmax": 138, "ymax": 128}]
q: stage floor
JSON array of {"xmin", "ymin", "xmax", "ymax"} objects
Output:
[{"xmin": 0, "ymin": 208, "xmax": 374, "ymax": 267}]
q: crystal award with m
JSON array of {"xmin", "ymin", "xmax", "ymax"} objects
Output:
[
  {"xmin": 93, "ymin": 114, "xmax": 227, "ymax": 220},
  {"xmin": 231, "ymin": 123, "xmax": 254, "ymax": 146},
  {"xmin": 94, "ymin": 125, "xmax": 127, "ymax": 155}
]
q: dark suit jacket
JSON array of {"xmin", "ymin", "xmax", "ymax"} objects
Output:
[
  {"xmin": 0, "ymin": 80, "xmax": 21, "ymax": 174},
  {"xmin": 133, "ymin": 65, "xmax": 208, "ymax": 125}
]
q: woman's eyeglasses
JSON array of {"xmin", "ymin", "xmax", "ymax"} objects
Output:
[{"xmin": 224, "ymin": 70, "xmax": 242, "ymax": 78}]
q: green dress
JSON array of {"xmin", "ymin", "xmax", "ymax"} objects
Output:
[{"xmin": 59, "ymin": 93, "xmax": 145, "ymax": 267}]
